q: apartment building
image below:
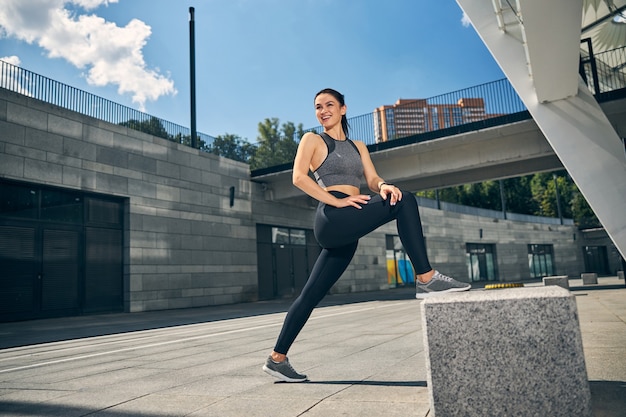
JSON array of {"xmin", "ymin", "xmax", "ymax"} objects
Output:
[{"xmin": 373, "ymin": 97, "xmax": 488, "ymax": 142}]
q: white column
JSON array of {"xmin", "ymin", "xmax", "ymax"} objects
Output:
[{"xmin": 457, "ymin": 0, "xmax": 626, "ymax": 258}]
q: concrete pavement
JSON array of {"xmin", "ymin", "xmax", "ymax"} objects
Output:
[{"xmin": 0, "ymin": 277, "xmax": 624, "ymax": 416}]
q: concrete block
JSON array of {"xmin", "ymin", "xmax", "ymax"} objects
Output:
[
  {"xmin": 95, "ymin": 171, "xmax": 128, "ymax": 194},
  {"xmin": 543, "ymin": 275, "xmax": 570, "ymax": 289},
  {"xmin": 0, "ymin": 96, "xmax": 6, "ymax": 121},
  {"xmin": 617, "ymin": 271, "xmax": 624, "ymax": 280},
  {"xmin": 7, "ymin": 102, "xmax": 47, "ymax": 131},
  {"xmin": 24, "ymin": 159, "xmax": 62, "ymax": 184},
  {"xmin": 0, "ymin": 153, "xmax": 24, "ymax": 177},
  {"xmin": 0, "ymin": 119, "xmax": 26, "ymax": 145},
  {"xmin": 581, "ymin": 273, "xmax": 598, "ymax": 285},
  {"xmin": 421, "ymin": 287, "xmax": 591, "ymax": 417},
  {"xmin": 63, "ymin": 137, "xmax": 97, "ymax": 161},
  {"xmin": 48, "ymin": 114, "xmax": 82, "ymax": 138}
]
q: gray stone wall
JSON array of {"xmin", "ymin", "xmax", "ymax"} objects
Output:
[
  {"xmin": 0, "ymin": 89, "xmax": 257, "ymax": 312},
  {"xmin": 0, "ymin": 87, "xmax": 595, "ymax": 315},
  {"xmin": 418, "ymin": 207, "xmax": 584, "ymax": 281}
]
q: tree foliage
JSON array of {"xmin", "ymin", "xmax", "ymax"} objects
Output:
[
  {"xmin": 205, "ymin": 133, "xmax": 257, "ymax": 164},
  {"xmin": 249, "ymin": 118, "xmax": 303, "ymax": 170},
  {"xmin": 417, "ymin": 170, "xmax": 600, "ymax": 229},
  {"xmin": 119, "ymin": 117, "xmax": 169, "ymax": 140}
]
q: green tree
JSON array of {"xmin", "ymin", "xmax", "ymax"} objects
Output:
[
  {"xmin": 570, "ymin": 188, "xmax": 600, "ymax": 228},
  {"xmin": 458, "ymin": 181, "xmax": 501, "ymax": 210},
  {"xmin": 530, "ymin": 172, "xmax": 573, "ymax": 219},
  {"xmin": 416, "ymin": 186, "xmax": 462, "ymax": 204},
  {"xmin": 120, "ymin": 117, "xmax": 169, "ymax": 140},
  {"xmin": 416, "ymin": 170, "xmax": 600, "ymax": 228},
  {"xmin": 205, "ymin": 133, "xmax": 257, "ymax": 164},
  {"xmin": 250, "ymin": 118, "xmax": 303, "ymax": 170},
  {"xmin": 503, "ymin": 176, "xmax": 537, "ymax": 215},
  {"xmin": 530, "ymin": 173, "xmax": 552, "ymax": 216}
]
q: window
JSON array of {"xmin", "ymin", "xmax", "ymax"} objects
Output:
[
  {"xmin": 87, "ymin": 198, "xmax": 123, "ymax": 226},
  {"xmin": 466, "ymin": 243, "xmax": 498, "ymax": 282},
  {"xmin": 386, "ymin": 235, "xmax": 416, "ymax": 287},
  {"xmin": 430, "ymin": 107, "xmax": 439, "ymax": 130},
  {"xmin": 582, "ymin": 246, "xmax": 609, "ymax": 275},
  {"xmin": 41, "ymin": 188, "xmax": 83, "ymax": 223},
  {"xmin": 271, "ymin": 227, "xmax": 306, "ymax": 246},
  {"xmin": 0, "ymin": 182, "xmax": 38, "ymax": 219},
  {"xmin": 452, "ymin": 107, "xmax": 463, "ymax": 125},
  {"xmin": 444, "ymin": 108, "xmax": 452, "ymax": 128},
  {"xmin": 528, "ymin": 244, "xmax": 555, "ymax": 278},
  {"xmin": 1, "ymin": 180, "xmax": 84, "ymax": 223}
]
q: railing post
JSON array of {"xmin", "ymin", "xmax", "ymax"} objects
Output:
[{"xmin": 580, "ymin": 38, "xmax": 600, "ymax": 95}]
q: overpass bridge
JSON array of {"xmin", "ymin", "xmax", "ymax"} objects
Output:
[{"xmin": 250, "ymin": 91, "xmax": 626, "ymax": 202}]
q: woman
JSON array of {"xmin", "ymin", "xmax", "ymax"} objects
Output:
[{"xmin": 262, "ymin": 88, "xmax": 470, "ymax": 383}]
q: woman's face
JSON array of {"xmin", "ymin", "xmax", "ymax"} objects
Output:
[{"xmin": 314, "ymin": 93, "xmax": 346, "ymax": 130}]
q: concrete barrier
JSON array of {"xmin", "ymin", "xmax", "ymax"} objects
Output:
[
  {"xmin": 543, "ymin": 275, "xmax": 570, "ymax": 289},
  {"xmin": 618, "ymin": 270, "xmax": 624, "ymax": 280},
  {"xmin": 421, "ymin": 287, "xmax": 591, "ymax": 417},
  {"xmin": 581, "ymin": 273, "xmax": 598, "ymax": 285}
]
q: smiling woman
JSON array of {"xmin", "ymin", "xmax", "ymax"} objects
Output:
[{"xmin": 262, "ymin": 88, "xmax": 471, "ymax": 383}]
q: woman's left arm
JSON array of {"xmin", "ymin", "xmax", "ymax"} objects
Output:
[{"xmin": 355, "ymin": 141, "xmax": 402, "ymax": 204}]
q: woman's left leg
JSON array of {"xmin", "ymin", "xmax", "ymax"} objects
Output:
[{"xmin": 273, "ymin": 241, "xmax": 358, "ymax": 355}]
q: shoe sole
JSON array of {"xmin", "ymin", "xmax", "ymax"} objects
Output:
[
  {"xmin": 262, "ymin": 365, "xmax": 308, "ymax": 382},
  {"xmin": 415, "ymin": 286, "xmax": 471, "ymax": 299}
]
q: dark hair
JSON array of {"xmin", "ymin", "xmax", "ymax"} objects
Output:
[{"xmin": 315, "ymin": 88, "xmax": 350, "ymax": 139}]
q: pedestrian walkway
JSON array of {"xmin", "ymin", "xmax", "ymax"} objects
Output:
[{"xmin": 0, "ymin": 277, "xmax": 624, "ymax": 416}]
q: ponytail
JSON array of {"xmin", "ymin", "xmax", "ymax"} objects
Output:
[{"xmin": 341, "ymin": 115, "xmax": 350, "ymax": 139}]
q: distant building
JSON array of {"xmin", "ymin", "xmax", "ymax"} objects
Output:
[{"xmin": 373, "ymin": 97, "xmax": 490, "ymax": 143}]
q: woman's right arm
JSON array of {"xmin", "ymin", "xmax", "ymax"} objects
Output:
[
  {"xmin": 292, "ymin": 133, "xmax": 369, "ymax": 209},
  {"xmin": 292, "ymin": 133, "xmax": 341, "ymax": 206}
]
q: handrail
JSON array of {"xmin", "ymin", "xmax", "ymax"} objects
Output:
[
  {"xmin": 0, "ymin": 60, "xmax": 216, "ymax": 148},
  {"xmin": 1, "ymin": 45, "xmax": 624, "ymax": 153},
  {"xmin": 305, "ymin": 46, "xmax": 626, "ymax": 146},
  {"xmin": 305, "ymin": 78, "xmax": 526, "ymax": 146}
]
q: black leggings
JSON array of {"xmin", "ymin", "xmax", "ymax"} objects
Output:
[{"xmin": 273, "ymin": 190, "xmax": 431, "ymax": 355}]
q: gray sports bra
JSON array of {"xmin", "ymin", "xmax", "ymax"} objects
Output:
[{"xmin": 313, "ymin": 132, "xmax": 363, "ymax": 189}]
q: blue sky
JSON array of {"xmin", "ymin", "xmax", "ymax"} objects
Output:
[{"xmin": 0, "ymin": 0, "xmax": 504, "ymax": 143}]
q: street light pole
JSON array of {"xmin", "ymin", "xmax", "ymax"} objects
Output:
[{"xmin": 189, "ymin": 7, "xmax": 198, "ymax": 149}]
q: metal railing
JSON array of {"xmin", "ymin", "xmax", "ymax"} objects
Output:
[
  {"xmin": 305, "ymin": 78, "xmax": 527, "ymax": 146},
  {"xmin": 0, "ymin": 60, "xmax": 215, "ymax": 148},
  {"xmin": 2, "ymin": 44, "xmax": 624, "ymax": 153},
  {"xmin": 306, "ymin": 45, "xmax": 626, "ymax": 146},
  {"xmin": 580, "ymin": 44, "xmax": 626, "ymax": 95},
  {"xmin": 416, "ymin": 196, "xmax": 574, "ymax": 225}
]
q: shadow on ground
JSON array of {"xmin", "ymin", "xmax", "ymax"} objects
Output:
[
  {"xmin": 590, "ymin": 380, "xmax": 626, "ymax": 417},
  {"xmin": 297, "ymin": 380, "xmax": 427, "ymax": 387}
]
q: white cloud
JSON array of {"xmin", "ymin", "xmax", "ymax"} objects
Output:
[
  {"xmin": 1, "ymin": 55, "xmax": 21, "ymax": 66},
  {"xmin": 461, "ymin": 12, "xmax": 472, "ymax": 28},
  {"xmin": 0, "ymin": 0, "xmax": 176, "ymax": 111},
  {"xmin": 0, "ymin": 55, "xmax": 32, "ymax": 96}
]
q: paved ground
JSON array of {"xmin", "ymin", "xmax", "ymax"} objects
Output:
[{"xmin": 0, "ymin": 277, "xmax": 624, "ymax": 416}]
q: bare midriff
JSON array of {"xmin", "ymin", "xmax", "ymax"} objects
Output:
[{"xmin": 325, "ymin": 184, "xmax": 360, "ymax": 196}]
